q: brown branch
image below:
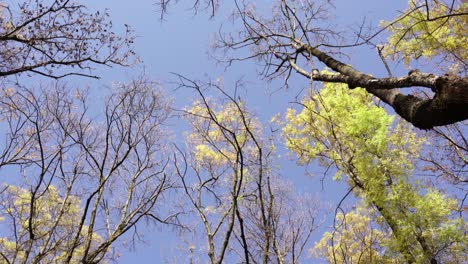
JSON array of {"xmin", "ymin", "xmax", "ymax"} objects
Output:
[{"xmin": 295, "ymin": 43, "xmax": 468, "ymax": 129}]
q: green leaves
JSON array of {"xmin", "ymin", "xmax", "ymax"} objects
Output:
[
  {"xmin": 383, "ymin": 0, "xmax": 468, "ymax": 73},
  {"xmin": 283, "ymin": 82, "xmax": 466, "ymax": 262},
  {"xmin": 283, "ymin": 82, "xmax": 415, "ymax": 180}
]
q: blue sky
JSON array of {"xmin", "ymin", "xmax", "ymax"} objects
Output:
[
  {"xmin": 2, "ymin": 0, "xmax": 419, "ymax": 263},
  {"xmin": 73, "ymin": 1, "xmax": 412, "ymax": 263}
]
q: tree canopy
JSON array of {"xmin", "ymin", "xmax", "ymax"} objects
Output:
[
  {"xmin": 0, "ymin": 0, "xmax": 135, "ymax": 79},
  {"xmin": 205, "ymin": 0, "xmax": 468, "ymax": 129},
  {"xmin": 283, "ymin": 83, "xmax": 466, "ymax": 263},
  {"xmin": 0, "ymin": 0, "xmax": 466, "ymax": 263}
]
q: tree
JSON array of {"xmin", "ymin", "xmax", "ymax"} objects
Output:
[
  {"xmin": 1, "ymin": 0, "xmax": 465, "ymax": 262},
  {"xmin": 157, "ymin": 0, "xmax": 467, "ymax": 129},
  {"xmin": 173, "ymin": 76, "xmax": 320, "ymax": 263},
  {"xmin": 0, "ymin": 79, "xmax": 178, "ymax": 263},
  {"xmin": 311, "ymin": 204, "xmax": 393, "ymax": 264},
  {"xmin": 312, "ymin": 203, "xmax": 467, "ymax": 264},
  {"xmin": 234, "ymin": 0, "xmax": 468, "ymax": 129},
  {"xmin": 383, "ymin": 0, "xmax": 467, "ymax": 75},
  {"xmin": 152, "ymin": 1, "xmax": 466, "ymax": 262},
  {"xmin": 0, "ymin": 185, "xmax": 105, "ymax": 263},
  {"xmin": 0, "ymin": 0, "xmax": 135, "ymax": 80},
  {"xmin": 283, "ymin": 83, "xmax": 466, "ymax": 263},
  {"xmin": 419, "ymin": 124, "xmax": 467, "ymax": 185}
]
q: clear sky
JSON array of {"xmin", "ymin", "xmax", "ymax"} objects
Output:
[{"xmin": 14, "ymin": 0, "xmax": 411, "ymax": 263}]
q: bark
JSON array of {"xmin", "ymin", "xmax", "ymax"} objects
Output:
[{"xmin": 297, "ymin": 44, "xmax": 468, "ymax": 129}]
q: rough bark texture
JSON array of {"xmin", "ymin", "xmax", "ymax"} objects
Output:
[
  {"xmin": 391, "ymin": 74, "xmax": 468, "ymax": 129},
  {"xmin": 300, "ymin": 44, "xmax": 468, "ymax": 129}
]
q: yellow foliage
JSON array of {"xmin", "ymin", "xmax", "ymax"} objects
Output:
[
  {"xmin": 185, "ymin": 99, "xmax": 264, "ymax": 175},
  {"xmin": 0, "ymin": 184, "xmax": 104, "ymax": 263},
  {"xmin": 312, "ymin": 205, "xmax": 397, "ymax": 263},
  {"xmin": 383, "ymin": 0, "xmax": 467, "ymax": 73},
  {"xmin": 284, "ymin": 83, "xmax": 466, "ymax": 262}
]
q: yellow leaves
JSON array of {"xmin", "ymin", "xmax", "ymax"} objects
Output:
[
  {"xmin": 195, "ymin": 144, "xmax": 218, "ymax": 160},
  {"xmin": 0, "ymin": 238, "xmax": 16, "ymax": 251},
  {"xmin": 2, "ymin": 184, "xmax": 81, "ymax": 229},
  {"xmin": 194, "ymin": 144, "xmax": 230, "ymax": 166},
  {"xmin": 3, "ymin": 87, "xmax": 15, "ymax": 96},
  {"xmin": 283, "ymin": 82, "xmax": 418, "ymax": 183},
  {"xmin": 413, "ymin": 189, "xmax": 458, "ymax": 224},
  {"xmin": 383, "ymin": 0, "xmax": 468, "ymax": 73},
  {"xmin": 185, "ymin": 99, "xmax": 263, "ymax": 171},
  {"xmin": 269, "ymin": 113, "xmax": 280, "ymax": 123},
  {"xmin": 282, "ymin": 83, "xmax": 465, "ymax": 261},
  {"xmin": 0, "ymin": 184, "xmax": 104, "ymax": 262},
  {"xmin": 312, "ymin": 205, "xmax": 393, "ymax": 263}
]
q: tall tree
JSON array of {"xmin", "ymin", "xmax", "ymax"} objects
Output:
[
  {"xmin": 0, "ymin": 79, "xmax": 177, "ymax": 263},
  {"xmin": 173, "ymin": 77, "xmax": 320, "ymax": 263},
  {"xmin": 152, "ymin": 1, "xmax": 467, "ymax": 262},
  {"xmin": 158, "ymin": 0, "xmax": 468, "ymax": 128},
  {"xmin": 283, "ymin": 83, "xmax": 466, "ymax": 263}
]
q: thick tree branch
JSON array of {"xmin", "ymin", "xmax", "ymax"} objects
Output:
[
  {"xmin": 310, "ymin": 70, "xmax": 439, "ymax": 90},
  {"xmin": 294, "ymin": 44, "xmax": 468, "ymax": 129}
]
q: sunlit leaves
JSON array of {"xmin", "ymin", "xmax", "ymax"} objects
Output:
[
  {"xmin": 283, "ymin": 83, "xmax": 466, "ymax": 262},
  {"xmin": 383, "ymin": 0, "xmax": 468, "ymax": 74},
  {"xmin": 0, "ymin": 185, "xmax": 104, "ymax": 263},
  {"xmin": 312, "ymin": 205, "xmax": 395, "ymax": 264},
  {"xmin": 283, "ymin": 82, "xmax": 419, "ymax": 185},
  {"xmin": 178, "ymin": 86, "xmax": 321, "ymax": 263},
  {"xmin": 185, "ymin": 99, "xmax": 262, "ymax": 174}
]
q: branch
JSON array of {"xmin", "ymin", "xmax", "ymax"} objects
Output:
[
  {"xmin": 294, "ymin": 43, "xmax": 468, "ymax": 129},
  {"xmin": 310, "ymin": 70, "xmax": 439, "ymax": 90}
]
